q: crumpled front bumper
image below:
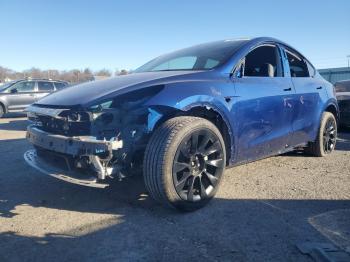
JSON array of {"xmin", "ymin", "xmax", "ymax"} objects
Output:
[
  {"xmin": 24, "ymin": 149, "xmax": 109, "ymax": 188},
  {"xmin": 26, "ymin": 125, "xmax": 122, "ymax": 156},
  {"xmin": 24, "ymin": 125, "xmax": 123, "ymax": 188}
]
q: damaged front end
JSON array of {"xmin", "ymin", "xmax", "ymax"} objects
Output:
[{"xmin": 24, "ymin": 86, "xmax": 164, "ymax": 188}]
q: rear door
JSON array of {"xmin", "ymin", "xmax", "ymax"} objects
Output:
[
  {"xmin": 6, "ymin": 81, "xmax": 37, "ymax": 110},
  {"xmin": 36, "ymin": 81, "xmax": 55, "ymax": 101},
  {"xmin": 233, "ymin": 44, "xmax": 295, "ymax": 162},
  {"xmin": 282, "ymin": 47, "xmax": 327, "ymax": 145}
]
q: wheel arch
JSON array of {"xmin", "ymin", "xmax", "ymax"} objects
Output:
[
  {"xmin": 149, "ymin": 104, "xmax": 234, "ymax": 166},
  {"xmin": 324, "ymin": 100, "xmax": 339, "ymax": 123},
  {"xmin": 0, "ymin": 101, "xmax": 7, "ymax": 114}
]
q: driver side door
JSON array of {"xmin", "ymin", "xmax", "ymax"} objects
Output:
[{"xmin": 232, "ymin": 44, "xmax": 295, "ymax": 163}]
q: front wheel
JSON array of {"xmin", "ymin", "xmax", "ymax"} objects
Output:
[
  {"xmin": 143, "ymin": 116, "xmax": 226, "ymax": 211},
  {"xmin": 305, "ymin": 112, "xmax": 337, "ymax": 156}
]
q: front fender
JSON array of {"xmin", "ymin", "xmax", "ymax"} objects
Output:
[
  {"xmin": 146, "ymin": 93, "xmax": 236, "ymax": 165},
  {"xmin": 147, "ymin": 94, "xmax": 232, "ymax": 131}
]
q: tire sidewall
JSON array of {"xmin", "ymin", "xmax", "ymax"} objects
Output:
[
  {"xmin": 0, "ymin": 104, "xmax": 4, "ymax": 118},
  {"xmin": 161, "ymin": 118, "xmax": 226, "ymax": 210},
  {"xmin": 318, "ymin": 112, "xmax": 337, "ymax": 156}
]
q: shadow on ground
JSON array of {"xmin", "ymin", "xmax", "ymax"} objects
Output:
[
  {"xmin": 1, "ymin": 161, "xmax": 349, "ymax": 261},
  {"xmin": 2, "ymin": 112, "xmax": 27, "ymax": 118},
  {"xmin": 0, "ymin": 119, "xmax": 28, "ymax": 132}
]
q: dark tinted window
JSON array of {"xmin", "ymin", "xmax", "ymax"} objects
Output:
[
  {"xmin": 9, "ymin": 81, "xmax": 35, "ymax": 92},
  {"xmin": 244, "ymin": 45, "xmax": 282, "ymax": 77},
  {"xmin": 54, "ymin": 82, "xmax": 67, "ymax": 90},
  {"xmin": 285, "ymin": 50, "xmax": 309, "ymax": 77},
  {"xmin": 38, "ymin": 81, "xmax": 54, "ymax": 91},
  {"xmin": 135, "ymin": 40, "xmax": 247, "ymax": 72}
]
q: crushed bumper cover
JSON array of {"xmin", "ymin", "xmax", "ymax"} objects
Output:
[
  {"xmin": 24, "ymin": 149, "xmax": 109, "ymax": 188},
  {"xmin": 24, "ymin": 125, "xmax": 123, "ymax": 188},
  {"xmin": 26, "ymin": 125, "xmax": 122, "ymax": 156}
]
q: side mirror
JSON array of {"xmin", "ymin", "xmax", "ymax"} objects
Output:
[{"xmin": 10, "ymin": 88, "xmax": 18, "ymax": 94}]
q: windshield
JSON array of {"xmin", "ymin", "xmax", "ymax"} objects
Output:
[{"xmin": 135, "ymin": 40, "xmax": 248, "ymax": 72}]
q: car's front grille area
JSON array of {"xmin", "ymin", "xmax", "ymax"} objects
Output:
[{"xmin": 35, "ymin": 115, "xmax": 91, "ymax": 136}]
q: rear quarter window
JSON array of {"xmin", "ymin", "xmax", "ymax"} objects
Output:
[
  {"xmin": 285, "ymin": 49, "xmax": 309, "ymax": 77},
  {"xmin": 306, "ymin": 61, "xmax": 316, "ymax": 77}
]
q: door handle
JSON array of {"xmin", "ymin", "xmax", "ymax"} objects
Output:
[
  {"xmin": 283, "ymin": 87, "xmax": 292, "ymax": 91},
  {"xmin": 317, "ymin": 86, "xmax": 323, "ymax": 90}
]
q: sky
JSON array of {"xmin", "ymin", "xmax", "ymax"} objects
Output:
[{"xmin": 0, "ymin": 0, "xmax": 349, "ymax": 72}]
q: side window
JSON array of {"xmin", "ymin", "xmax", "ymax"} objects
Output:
[
  {"xmin": 151, "ymin": 56, "xmax": 197, "ymax": 71},
  {"xmin": 54, "ymin": 82, "xmax": 67, "ymax": 90},
  {"xmin": 38, "ymin": 81, "xmax": 54, "ymax": 92},
  {"xmin": 9, "ymin": 81, "xmax": 35, "ymax": 92},
  {"xmin": 244, "ymin": 45, "xmax": 282, "ymax": 77},
  {"xmin": 285, "ymin": 50, "xmax": 309, "ymax": 77}
]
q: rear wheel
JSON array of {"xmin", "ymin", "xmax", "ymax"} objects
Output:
[
  {"xmin": 143, "ymin": 116, "xmax": 226, "ymax": 211},
  {"xmin": 305, "ymin": 112, "xmax": 337, "ymax": 156}
]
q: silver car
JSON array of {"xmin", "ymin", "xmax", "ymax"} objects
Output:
[{"xmin": 0, "ymin": 79, "xmax": 68, "ymax": 118}]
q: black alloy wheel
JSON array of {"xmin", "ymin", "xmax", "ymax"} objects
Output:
[
  {"xmin": 323, "ymin": 117, "xmax": 337, "ymax": 154},
  {"xmin": 172, "ymin": 129, "xmax": 225, "ymax": 202}
]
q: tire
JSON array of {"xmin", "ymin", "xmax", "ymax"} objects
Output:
[
  {"xmin": 0, "ymin": 104, "xmax": 4, "ymax": 118},
  {"xmin": 143, "ymin": 116, "xmax": 226, "ymax": 211},
  {"xmin": 305, "ymin": 112, "xmax": 337, "ymax": 157}
]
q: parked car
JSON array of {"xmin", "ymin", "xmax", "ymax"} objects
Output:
[
  {"xmin": 0, "ymin": 79, "xmax": 69, "ymax": 118},
  {"xmin": 24, "ymin": 37, "xmax": 339, "ymax": 211},
  {"xmin": 335, "ymin": 80, "xmax": 350, "ymax": 127}
]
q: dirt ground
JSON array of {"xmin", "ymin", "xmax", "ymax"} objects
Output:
[{"xmin": 0, "ymin": 113, "xmax": 349, "ymax": 262}]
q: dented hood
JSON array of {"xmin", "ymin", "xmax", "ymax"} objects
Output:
[{"xmin": 35, "ymin": 71, "xmax": 206, "ymax": 108}]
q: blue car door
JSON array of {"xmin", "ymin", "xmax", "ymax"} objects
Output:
[
  {"xmin": 232, "ymin": 44, "xmax": 294, "ymax": 162},
  {"xmin": 282, "ymin": 47, "xmax": 328, "ymax": 146}
]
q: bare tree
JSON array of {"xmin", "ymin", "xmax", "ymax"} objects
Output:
[
  {"xmin": 95, "ymin": 69, "xmax": 111, "ymax": 77},
  {"xmin": 0, "ymin": 65, "xmax": 123, "ymax": 84}
]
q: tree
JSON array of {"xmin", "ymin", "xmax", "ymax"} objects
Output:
[
  {"xmin": 94, "ymin": 69, "xmax": 111, "ymax": 77},
  {"xmin": 0, "ymin": 65, "xmax": 125, "ymax": 83}
]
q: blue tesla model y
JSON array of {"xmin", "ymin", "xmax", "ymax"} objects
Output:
[{"xmin": 25, "ymin": 37, "xmax": 339, "ymax": 211}]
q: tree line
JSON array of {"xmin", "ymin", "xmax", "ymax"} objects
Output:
[{"xmin": 0, "ymin": 66, "xmax": 129, "ymax": 84}]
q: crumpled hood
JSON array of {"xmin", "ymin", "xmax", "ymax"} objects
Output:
[{"xmin": 35, "ymin": 71, "xmax": 207, "ymax": 108}]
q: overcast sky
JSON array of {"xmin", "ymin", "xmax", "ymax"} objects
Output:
[{"xmin": 1, "ymin": 0, "xmax": 349, "ymax": 71}]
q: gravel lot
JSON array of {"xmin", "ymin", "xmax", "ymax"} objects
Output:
[{"xmin": 0, "ymin": 114, "xmax": 349, "ymax": 262}]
